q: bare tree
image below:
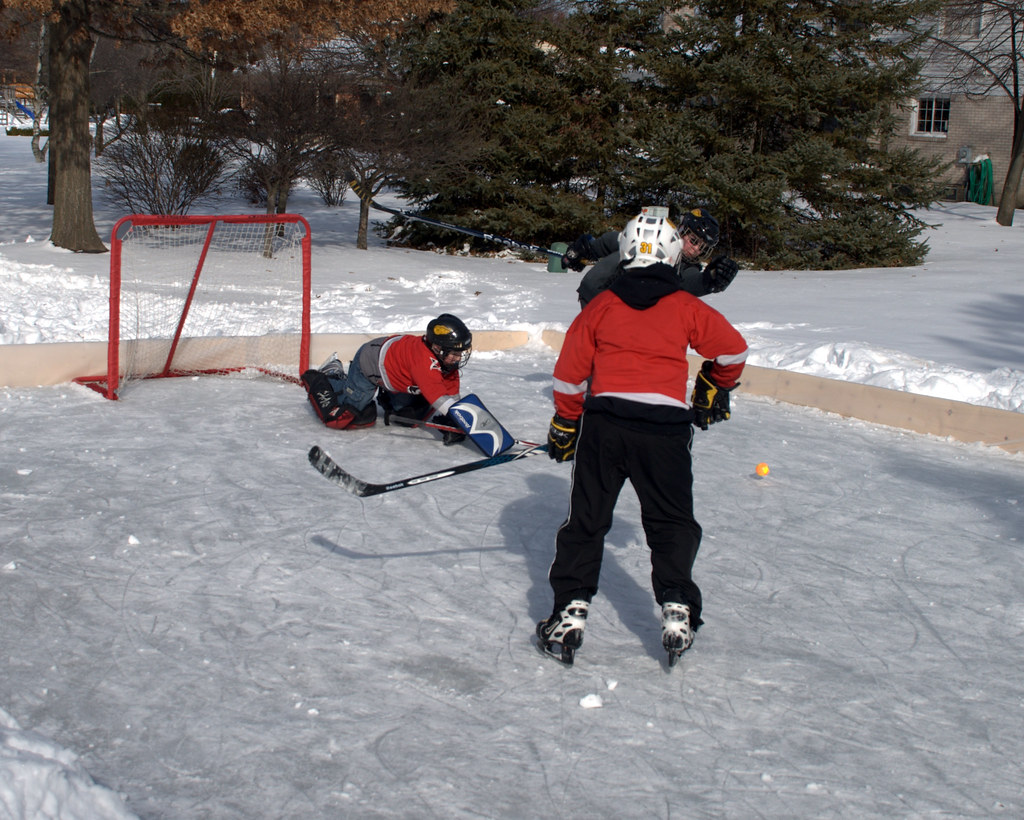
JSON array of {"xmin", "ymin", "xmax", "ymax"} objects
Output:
[
  {"xmin": 89, "ymin": 39, "xmax": 168, "ymax": 157},
  {"xmin": 922, "ymin": 0, "xmax": 1024, "ymax": 225},
  {"xmin": 1, "ymin": 16, "xmax": 50, "ymax": 162},
  {"xmin": 306, "ymin": 151, "xmax": 350, "ymax": 206},
  {"xmin": 97, "ymin": 118, "xmax": 230, "ymax": 214},
  {"xmin": 228, "ymin": 52, "xmax": 343, "ymax": 217},
  {"xmin": 30, "ymin": 19, "xmax": 48, "ymax": 163},
  {"xmin": 330, "ymin": 83, "xmax": 486, "ymax": 249},
  {"xmin": 0, "ymin": 0, "xmax": 455, "ymax": 251}
]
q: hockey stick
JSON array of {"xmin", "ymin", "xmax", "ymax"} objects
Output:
[
  {"xmin": 308, "ymin": 443, "xmax": 548, "ymax": 497},
  {"xmin": 350, "ymin": 181, "xmax": 564, "ymax": 261}
]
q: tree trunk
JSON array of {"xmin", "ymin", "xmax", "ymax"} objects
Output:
[
  {"xmin": 94, "ymin": 115, "xmax": 105, "ymax": 157},
  {"xmin": 275, "ymin": 180, "xmax": 291, "ymax": 215},
  {"xmin": 47, "ymin": 138, "xmax": 55, "ymax": 204},
  {"xmin": 996, "ymin": 110, "xmax": 1023, "ymax": 227},
  {"xmin": 33, "ymin": 22, "xmax": 48, "ymax": 164},
  {"xmin": 31, "ymin": 123, "xmax": 48, "ymax": 163},
  {"xmin": 48, "ymin": 0, "xmax": 106, "ymax": 252},
  {"xmin": 265, "ymin": 180, "xmax": 282, "ymax": 215},
  {"xmin": 358, "ymin": 197, "xmax": 369, "ymax": 250}
]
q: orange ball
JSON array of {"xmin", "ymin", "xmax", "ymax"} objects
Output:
[{"xmin": 755, "ymin": 462, "xmax": 770, "ymax": 477}]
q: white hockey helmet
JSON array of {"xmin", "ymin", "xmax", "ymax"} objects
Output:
[{"xmin": 617, "ymin": 206, "xmax": 684, "ymax": 269}]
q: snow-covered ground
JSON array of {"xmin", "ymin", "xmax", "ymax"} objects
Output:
[
  {"xmin": 3, "ymin": 136, "xmax": 1024, "ymax": 411},
  {"xmin": 1, "ymin": 130, "xmax": 1023, "ymax": 819}
]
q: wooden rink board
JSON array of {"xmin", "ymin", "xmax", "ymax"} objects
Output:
[
  {"xmin": 2, "ymin": 329, "xmax": 1022, "ymax": 454},
  {"xmin": 546, "ymin": 329, "xmax": 1024, "ymax": 455},
  {"xmin": 0, "ymin": 332, "xmax": 530, "ymax": 389}
]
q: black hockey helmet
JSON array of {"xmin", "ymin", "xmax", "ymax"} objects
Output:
[
  {"xmin": 679, "ymin": 208, "xmax": 720, "ymax": 262},
  {"xmin": 425, "ymin": 313, "xmax": 472, "ymax": 373}
]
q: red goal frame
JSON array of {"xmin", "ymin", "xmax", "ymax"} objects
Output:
[{"xmin": 76, "ymin": 213, "xmax": 312, "ymax": 400}]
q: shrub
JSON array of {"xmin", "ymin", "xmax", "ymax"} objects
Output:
[{"xmin": 97, "ymin": 120, "xmax": 230, "ymax": 214}]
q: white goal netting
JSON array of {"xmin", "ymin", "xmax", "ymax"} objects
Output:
[{"xmin": 77, "ymin": 214, "xmax": 312, "ymax": 399}]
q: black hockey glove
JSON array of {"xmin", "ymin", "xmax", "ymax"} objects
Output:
[
  {"xmin": 691, "ymin": 361, "xmax": 735, "ymax": 430},
  {"xmin": 702, "ymin": 255, "xmax": 739, "ymax": 294},
  {"xmin": 378, "ymin": 390, "xmax": 397, "ymax": 425},
  {"xmin": 381, "ymin": 392, "xmax": 431, "ymax": 427},
  {"xmin": 562, "ymin": 234, "xmax": 595, "ymax": 272},
  {"xmin": 547, "ymin": 415, "xmax": 579, "ymax": 462},
  {"xmin": 434, "ymin": 414, "xmax": 467, "ymax": 446}
]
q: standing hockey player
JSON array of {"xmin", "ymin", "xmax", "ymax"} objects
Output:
[
  {"xmin": 563, "ymin": 206, "xmax": 740, "ymax": 308},
  {"xmin": 301, "ymin": 313, "xmax": 472, "ymax": 436},
  {"xmin": 537, "ymin": 210, "xmax": 748, "ymax": 667}
]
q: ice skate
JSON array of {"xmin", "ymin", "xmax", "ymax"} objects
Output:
[
  {"xmin": 319, "ymin": 353, "xmax": 345, "ymax": 378},
  {"xmin": 661, "ymin": 602, "xmax": 693, "ymax": 667},
  {"xmin": 536, "ymin": 599, "xmax": 589, "ymax": 666}
]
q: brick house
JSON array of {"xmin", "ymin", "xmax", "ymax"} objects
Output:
[{"xmin": 887, "ymin": 3, "xmax": 1023, "ymax": 207}]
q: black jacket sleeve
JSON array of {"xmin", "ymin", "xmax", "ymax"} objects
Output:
[
  {"xmin": 675, "ymin": 260, "xmax": 711, "ymax": 297},
  {"xmin": 589, "ymin": 231, "xmax": 620, "ymax": 258},
  {"xmin": 577, "ymin": 254, "xmax": 620, "ymax": 306},
  {"xmin": 575, "ymin": 232, "xmax": 625, "ymax": 306}
]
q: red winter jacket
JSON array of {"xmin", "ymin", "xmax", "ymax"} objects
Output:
[
  {"xmin": 356, "ymin": 334, "xmax": 461, "ymax": 415},
  {"xmin": 553, "ymin": 263, "xmax": 747, "ymax": 429}
]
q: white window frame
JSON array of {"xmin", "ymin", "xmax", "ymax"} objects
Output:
[{"xmin": 913, "ymin": 97, "xmax": 951, "ymax": 137}]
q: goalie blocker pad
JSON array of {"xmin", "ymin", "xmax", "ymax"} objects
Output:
[
  {"xmin": 301, "ymin": 369, "xmax": 348, "ymax": 429},
  {"xmin": 448, "ymin": 394, "xmax": 516, "ymax": 456}
]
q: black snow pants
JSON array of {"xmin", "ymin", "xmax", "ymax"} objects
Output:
[{"xmin": 548, "ymin": 411, "xmax": 703, "ymax": 622}]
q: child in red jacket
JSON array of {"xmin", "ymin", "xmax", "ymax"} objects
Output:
[{"xmin": 538, "ymin": 211, "xmax": 748, "ymax": 667}]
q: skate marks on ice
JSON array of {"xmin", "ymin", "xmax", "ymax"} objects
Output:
[
  {"xmin": 682, "ymin": 396, "xmax": 1024, "ymax": 814},
  {"xmin": 312, "ymin": 533, "xmax": 508, "ymax": 561},
  {"xmin": 2, "ymin": 379, "xmax": 1024, "ymax": 817}
]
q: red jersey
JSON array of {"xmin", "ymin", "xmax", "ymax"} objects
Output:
[
  {"xmin": 553, "ymin": 280, "xmax": 747, "ymax": 423},
  {"xmin": 375, "ymin": 334, "xmax": 461, "ymax": 414}
]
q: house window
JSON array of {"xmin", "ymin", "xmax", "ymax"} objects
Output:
[
  {"xmin": 941, "ymin": 3, "xmax": 983, "ymax": 37},
  {"xmin": 916, "ymin": 97, "xmax": 950, "ymax": 135}
]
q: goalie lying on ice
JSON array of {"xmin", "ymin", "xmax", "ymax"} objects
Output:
[{"xmin": 300, "ymin": 313, "xmax": 514, "ymax": 456}]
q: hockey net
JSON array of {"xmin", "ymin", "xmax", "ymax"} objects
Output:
[{"xmin": 76, "ymin": 214, "xmax": 312, "ymax": 400}]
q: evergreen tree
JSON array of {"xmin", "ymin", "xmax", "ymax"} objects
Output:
[
  {"xmin": 392, "ymin": 0, "xmax": 599, "ymax": 252},
  {"xmin": 631, "ymin": 0, "xmax": 947, "ymax": 268},
  {"xmin": 543, "ymin": 0, "xmax": 645, "ymax": 225}
]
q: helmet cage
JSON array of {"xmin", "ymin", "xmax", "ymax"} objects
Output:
[
  {"xmin": 430, "ymin": 343, "xmax": 471, "ymax": 374},
  {"xmin": 618, "ymin": 212, "xmax": 684, "ymax": 269},
  {"xmin": 679, "ymin": 228, "xmax": 716, "ymax": 262},
  {"xmin": 679, "ymin": 209, "xmax": 720, "ymax": 262}
]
